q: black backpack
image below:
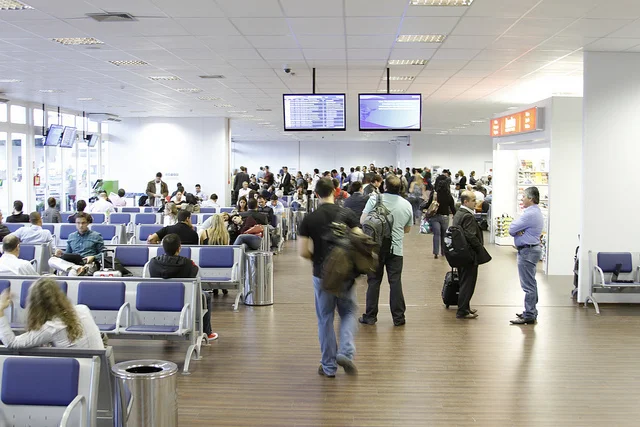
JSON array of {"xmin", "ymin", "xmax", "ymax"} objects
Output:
[
  {"xmin": 443, "ymin": 225, "xmax": 475, "ymax": 268},
  {"xmin": 362, "ymin": 193, "xmax": 393, "ymax": 255}
]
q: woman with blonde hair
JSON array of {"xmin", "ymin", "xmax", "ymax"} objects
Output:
[
  {"xmin": 0, "ymin": 278, "xmax": 103, "ymax": 349},
  {"xmin": 163, "ymin": 202, "xmax": 178, "ymax": 226},
  {"xmin": 200, "ymin": 214, "xmax": 230, "ymax": 246}
]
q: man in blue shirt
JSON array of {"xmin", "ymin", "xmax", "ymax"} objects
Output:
[
  {"xmin": 9, "ymin": 212, "xmax": 55, "ymax": 253},
  {"xmin": 509, "ymin": 187, "xmax": 544, "ymax": 325}
]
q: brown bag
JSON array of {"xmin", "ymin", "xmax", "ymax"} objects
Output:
[{"xmin": 425, "ymin": 191, "xmax": 440, "ymax": 219}]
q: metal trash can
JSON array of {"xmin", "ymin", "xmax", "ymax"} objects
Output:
[
  {"xmin": 244, "ymin": 251, "xmax": 274, "ymax": 306},
  {"xmin": 290, "ymin": 211, "xmax": 307, "ymax": 240},
  {"xmin": 112, "ymin": 360, "xmax": 178, "ymax": 427}
]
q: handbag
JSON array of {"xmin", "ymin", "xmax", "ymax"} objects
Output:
[
  {"xmin": 424, "ymin": 191, "xmax": 439, "ymax": 219},
  {"xmin": 419, "ymin": 218, "xmax": 432, "ymax": 234}
]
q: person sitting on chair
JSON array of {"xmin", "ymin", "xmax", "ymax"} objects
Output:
[
  {"xmin": 49, "ymin": 213, "xmax": 104, "ymax": 276},
  {"xmin": 0, "ymin": 235, "xmax": 38, "ymax": 276}
]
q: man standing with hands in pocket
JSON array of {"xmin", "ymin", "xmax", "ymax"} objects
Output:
[{"xmin": 509, "ymin": 187, "xmax": 544, "ymax": 325}]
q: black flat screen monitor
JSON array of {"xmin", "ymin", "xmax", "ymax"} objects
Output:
[
  {"xmin": 87, "ymin": 134, "xmax": 99, "ymax": 147},
  {"xmin": 283, "ymin": 93, "xmax": 346, "ymax": 131},
  {"xmin": 44, "ymin": 124, "xmax": 64, "ymax": 146},
  {"xmin": 358, "ymin": 93, "xmax": 422, "ymax": 131},
  {"xmin": 60, "ymin": 126, "xmax": 77, "ymax": 148}
]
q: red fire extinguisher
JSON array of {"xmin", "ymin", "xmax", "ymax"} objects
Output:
[{"xmin": 34, "ymin": 173, "xmax": 40, "ymax": 186}]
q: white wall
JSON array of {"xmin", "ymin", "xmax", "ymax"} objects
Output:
[
  {"xmin": 579, "ymin": 52, "xmax": 640, "ymax": 302},
  {"xmin": 411, "ymin": 135, "xmax": 493, "ymax": 176},
  {"xmin": 231, "ymin": 139, "xmax": 397, "ymax": 174},
  {"xmin": 107, "ymin": 117, "xmax": 230, "ymax": 206}
]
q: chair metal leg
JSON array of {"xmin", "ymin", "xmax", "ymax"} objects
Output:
[
  {"xmin": 233, "ymin": 291, "xmax": 242, "ymax": 311},
  {"xmin": 584, "ymin": 295, "xmax": 601, "ymax": 315},
  {"xmin": 183, "ymin": 344, "xmax": 197, "ymax": 375}
]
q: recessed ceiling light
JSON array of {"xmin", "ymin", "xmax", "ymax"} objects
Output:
[
  {"xmin": 397, "ymin": 34, "xmax": 446, "ymax": 43},
  {"xmin": 228, "ymin": 110, "xmax": 248, "ymax": 114},
  {"xmin": 388, "ymin": 59, "xmax": 428, "ymax": 66},
  {"xmin": 110, "ymin": 60, "xmax": 149, "ymax": 66},
  {"xmin": 0, "ymin": 0, "xmax": 33, "ymax": 10},
  {"xmin": 471, "ymin": 120, "xmax": 485, "ymax": 123},
  {"xmin": 0, "ymin": 79, "xmax": 21, "ymax": 83},
  {"xmin": 199, "ymin": 75, "xmax": 225, "ymax": 79},
  {"xmin": 149, "ymin": 76, "xmax": 180, "ymax": 81},
  {"xmin": 411, "ymin": 0, "xmax": 473, "ymax": 6},
  {"xmin": 52, "ymin": 37, "xmax": 103, "ymax": 46},
  {"xmin": 377, "ymin": 89, "xmax": 406, "ymax": 93},
  {"xmin": 255, "ymin": 108, "xmax": 272, "ymax": 112},
  {"xmin": 39, "ymin": 89, "xmax": 64, "ymax": 93},
  {"xmin": 197, "ymin": 96, "xmax": 224, "ymax": 101},
  {"xmin": 175, "ymin": 88, "xmax": 203, "ymax": 93},
  {"xmin": 77, "ymin": 97, "xmax": 94, "ymax": 101},
  {"xmin": 382, "ymin": 76, "xmax": 415, "ymax": 81},
  {"xmin": 507, "ymin": 106, "xmax": 519, "ymax": 110}
]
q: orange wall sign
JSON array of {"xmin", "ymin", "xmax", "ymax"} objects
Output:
[{"xmin": 491, "ymin": 107, "xmax": 542, "ymax": 137}]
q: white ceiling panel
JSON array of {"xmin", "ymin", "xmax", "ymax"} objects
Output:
[
  {"xmin": 608, "ymin": 20, "xmax": 640, "ymax": 38},
  {"xmin": 280, "ymin": 0, "xmax": 344, "ymax": 17},
  {"xmin": 585, "ymin": 1, "xmax": 640, "ymax": 19},
  {"xmin": 423, "ymin": 59, "xmax": 468, "ymax": 70},
  {"xmin": 413, "ymin": 76, "xmax": 449, "ymax": 85},
  {"xmin": 78, "ymin": 0, "xmax": 165, "ymax": 16},
  {"xmin": 289, "ymin": 18, "xmax": 344, "ymax": 35},
  {"xmin": 388, "ymin": 48, "xmax": 436, "ymax": 60},
  {"xmin": 348, "ymin": 69, "xmax": 385, "ymax": 77},
  {"xmin": 558, "ymin": 19, "xmax": 633, "ymax": 38},
  {"xmin": 303, "ymin": 49, "xmax": 346, "ymax": 60},
  {"xmin": 585, "ymin": 37, "xmax": 640, "ymax": 52},
  {"xmin": 347, "ymin": 49, "xmax": 390, "ymax": 60},
  {"xmin": 506, "ymin": 18, "xmax": 576, "ymax": 37},
  {"xmin": 215, "ymin": 0, "xmax": 283, "ymax": 18},
  {"xmin": 465, "ymin": 0, "xmax": 540, "ymax": 18},
  {"xmin": 431, "ymin": 49, "xmax": 480, "ymax": 60},
  {"xmin": 452, "ymin": 17, "xmax": 519, "ymax": 36},
  {"xmin": 297, "ymin": 35, "xmax": 344, "ymax": 49},
  {"xmin": 347, "ymin": 35, "xmax": 396, "ymax": 49},
  {"xmin": 147, "ymin": 36, "xmax": 207, "ymax": 50},
  {"xmin": 199, "ymin": 36, "xmax": 253, "ymax": 49},
  {"xmin": 454, "ymin": 69, "xmax": 493, "ymax": 78},
  {"xmin": 399, "ymin": 17, "xmax": 460, "ymax": 36},
  {"xmin": 211, "ymin": 49, "xmax": 261, "ymax": 60},
  {"xmin": 538, "ymin": 36, "xmax": 597, "ymax": 50},
  {"xmin": 231, "ymin": 18, "xmax": 291, "ymax": 36},
  {"xmin": 490, "ymin": 36, "xmax": 546, "ymax": 50},
  {"xmin": 246, "ymin": 35, "xmax": 299, "ymax": 49},
  {"xmin": 406, "ymin": 6, "xmax": 467, "ymax": 17},
  {"xmin": 171, "ymin": 18, "xmax": 239, "ymax": 36},
  {"xmin": 257, "ymin": 49, "xmax": 305, "ymax": 60},
  {"xmin": 346, "ymin": 18, "xmax": 402, "ymax": 35},
  {"xmin": 225, "ymin": 59, "xmax": 272, "ymax": 69},
  {"xmin": 345, "ymin": 0, "xmax": 408, "ymax": 17},
  {"xmin": 526, "ymin": 0, "xmax": 600, "ymax": 19},
  {"xmin": 13, "ymin": 19, "xmax": 88, "ymax": 38},
  {"xmin": 474, "ymin": 49, "xmax": 522, "ymax": 61},
  {"xmin": 150, "ymin": 0, "xmax": 225, "ymax": 18},
  {"xmin": 441, "ymin": 35, "xmax": 498, "ymax": 50},
  {"xmin": 12, "ymin": 0, "xmax": 101, "ymax": 19}
]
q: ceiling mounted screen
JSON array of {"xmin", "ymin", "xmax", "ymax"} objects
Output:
[
  {"xmin": 283, "ymin": 94, "xmax": 346, "ymax": 131},
  {"xmin": 359, "ymin": 94, "xmax": 422, "ymax": 131}
]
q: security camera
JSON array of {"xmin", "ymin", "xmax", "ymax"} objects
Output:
[{"xmin": 283, "ymin": 66, "xmax": 292, "ymax": 74}]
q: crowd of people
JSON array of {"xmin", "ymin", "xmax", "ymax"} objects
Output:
[{"xmin": 0, "ymin": 162, "xmax": 547, "ymax": 383}]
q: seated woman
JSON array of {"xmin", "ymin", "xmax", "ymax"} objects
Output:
[
  {"xmin": 171, "ymin": 191, "xmax": 188, "ymax": 209},
  {"xmin": 236, "ymin": 196, "xmax": 248, "ymax": 213},
  {"xmin": 232, "ymin": 215, "xmax": 263, "ymax": 251},
  {"xmin": 200, "ymin": 214, "xmax": 231, "ymax": 296},
  {"xmin": 163, "ymin": 202, "xmax": 178, "ymax": 226},
  {"xmin": 0, "ymin": 278, "xmax": 104, "ymax": 349}
]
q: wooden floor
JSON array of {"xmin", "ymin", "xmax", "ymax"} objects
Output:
[{"xmin": 111, "ymin": 232, "xmax": 640, "ymax": 426}]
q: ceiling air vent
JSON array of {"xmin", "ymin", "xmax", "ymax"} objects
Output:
[
  {"xmin": 199, "ymin": 75, "xmax": 225, "ymax": 79},
  {"xmin": 86, "ymin": 12, "xmax": 137, "ymax": 22},
  {"xmin": 256, "ymin": 108, "xmax": 272, "ymax": 112}
]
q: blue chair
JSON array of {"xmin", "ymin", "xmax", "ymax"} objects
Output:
[
  {"xmin": 138, "ymin": 225, "xmax": 161, "ymax": 242},
  {"xmin": 0, "ymin": 356, "xmax": 95, "ymax": 426},
  {"xmin": 20, "ymin": 280, "xmax": 68, "ymax": 309},
  {"xmin": 199, "ymin": 246, "xmax": 235, "ymax": 281},
  {"xmin": 12, "ymin": 280, "xmax": 67, "ymax": 329},
  {"xmin": 6, "ymin": 223, "xmax": 24, "ymax": 233},
  {"xmin": 219, "ymin": 207, "xmax": 234, "ymax": 213},
  {"xmin": 42, "ymin": 224, "xmax": 55, "ymax": 234},
  {"xmin": 109, "ymin": 213, "xmax": 130, "ymax": 225},
  {"xmin": 202, "ymin": 214, "xmax": 213, "ymax": 223},
  {"xmin": 143, "ymin": 207, "xmax": 154, "ymax": 213},
  {"xmin": 0, "ymin": 280, "xmax": 10, "ymax": 319},
  {"xmin": 77, "ymin": 281, "xmax": 127, "ymax": 332},
  {"xmin": 157, "ymin": 246, "xmax": 191, "ymax": 258},
  {"xmin": 58, "ymin": 224, "xmax": 77, "ymax": 247},
  {"xmin": 17, "ymin": 245, "xmax": 36, "ymax": 263},
  {"xmin": 122, "ymin": 207, "xmax": 140, "ymax": 213},
  {"xmin": 124, "ymin": 282, "xmax": 187, "ymax": 334},
  {"xmin": 90, "ymin": 225, "xmax": 118, "ymax": 243},
  {"xmin": 115, "ymin": 247, "xmax": 149, "ymax": 276},
  {"xmin": 134, "ymin": 214, "xmax": 157, "ymax": 225},
  {"xmin": 90, "ymin": 213, "xmax": 105, "ymax": 224},
  {"xmin": 200, "ymin": 208, "xmax": 216, "ymax": 214},
  {"xmin": 60, "ymin": 212, "xmax": 72, "ymax": 223}
]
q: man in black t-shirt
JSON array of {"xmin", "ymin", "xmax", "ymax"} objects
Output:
[
  {"xmin": 147, "ymin": 210, "xmax": 198, "ymax": 245},
  {"xmin": 298, "ymin": 178, "xmax": 360, "ymax": 378}
]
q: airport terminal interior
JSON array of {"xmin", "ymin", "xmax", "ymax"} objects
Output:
[{"xmin": 0, "ymin": 0, "xmax": 640, "ymax": 425}]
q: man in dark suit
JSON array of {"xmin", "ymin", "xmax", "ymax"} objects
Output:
[
  {"xmin": 280, "ymin": 166, "xmax": 293, "ymax": 195},
  {"xmin": 145, "ymin": 172, "xmax": 169, "ymax": 207},
  {"xmin": 233, "ymin": 166, "xmax": 250, "ymax": 205},
  {"xmin": 452, "ymin": 190, "xmax": 485, "ymax": 319},
  {"xmin": 344, "ymin": 181, "xmax": 369, "ymax": 223}
]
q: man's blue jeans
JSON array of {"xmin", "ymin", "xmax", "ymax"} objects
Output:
[
  {"xmin": 517, "ymin": 246, "xmax": 542, "ymax": 319},
  {"xmin": 313, "ymin": 276, "xmax": 357, "ymax": 376},
  {"xmin": 233, "ymin": 234, "xmax": 262, "ymax": 250}
]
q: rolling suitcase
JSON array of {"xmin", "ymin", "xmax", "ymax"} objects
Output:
[
  {"xmin": 93, "ymin": 249, "xmax": 123, "ymax": 278},
  {"xmin": 442, "ymin": 269, "xmax": 459, "ymax": 308}
]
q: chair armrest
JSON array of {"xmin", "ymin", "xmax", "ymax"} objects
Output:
[
  {"xmin": 111, "ymin": 236, "xmax": 119, "ymax": 244},
  {"xmin": 179, "ymin": 303, "xmax": 191, "ymax": 333},
  {"xmin": 116, "ymin": 302, "xmax": 130, "ymax": 333},
  {"xmin": 142, "ymin": 262, "xmax": 150, "ymax": 278},
  {"xmin": 593, "ymin": 266, "xmax": 606, "ymax": 286},
  {"xmin": 60, "ymin": 395, "xmax": 86, "ymax": 427},
  {"xmin": 30, "ymin": 259, "xmax": 38, "ymax": 272},
  {"xmin": 231, "ymin": 262, "xmax": 239, "ymax": 282}
]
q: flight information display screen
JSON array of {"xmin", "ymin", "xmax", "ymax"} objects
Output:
[
  {"xmin": 283, "ymin": 94, "xmax": 346, "ymax": 131},
  {"xmin": 359, "ymin": 94, "xmax": 422, "ymax": 131}
]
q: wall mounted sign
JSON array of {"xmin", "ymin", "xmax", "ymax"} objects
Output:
[{"xmin": 491, "ymin": 107, "xmax": 543, "ymax": 137}]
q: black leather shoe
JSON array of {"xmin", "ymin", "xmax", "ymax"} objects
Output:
[
  {"xmin": 516, "ymin": 312, "xmax": 524, "ymax": 318},
  {"xmin": 510, "ymin": 317, "xmax": 536, "ymax": 325},
  {"xmin": 393, "ymin": 319, "xmax": 406, "ymax": 326},
  {"xmin": 469, "ymin": 309, "xmax": 477, "ymax": 314},
  {"xmin": 358, "ymin": 316, "xmax": 376, "ymax": 325},
  {"xmin": 318, "ymin": 365, "xmax": 335, "ymax": 378},
  {"xmin": 434, "ymin": 254, "xmax": 438, "ymax": 259}
]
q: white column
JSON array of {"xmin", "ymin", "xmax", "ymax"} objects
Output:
[{"xmin": 578, "ymin": 52, "xmax": 640, "ymax": 302}]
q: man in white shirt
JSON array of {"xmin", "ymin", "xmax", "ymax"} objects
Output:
[
  {"xmin": 110, "ymin": 189, "xmax": 127, "ymax": 207},
  {"xmin": 238, "ymin": 181, "xmax": 251, "ymax": 200},
  {"xmin": 269, "ymin": 195, "xmax": 285, "ymax": 216},
  {"xmin": 10, "ymin": 212, "xmax": 55, "ymax": 254},
  {"xmin": 0, "ymin": 235, "xmax": 38, "ymax": 275},
  {"xmin": 90, "ymin": 192, "xmax": 114, "ymax": 215},
  {"xmin": 201, "ymin": 194, "xmax": 220, "ymax": 209},
  {"xmin": 194, "ymin": 184, "xmax": 207, "ymax": 203}
]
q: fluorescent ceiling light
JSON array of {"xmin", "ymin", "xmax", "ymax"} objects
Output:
[
  {"xmin": 199, "ymin": 75, "xmax": 225, "ymax": 79},
  {"xmin": 388, "ymin": 59, "xmax": 427, "ymax": 66},
  {"xmin": 149, "ymin": 76, "xmax": 180, "ymax": 81},
  {"xmin": 382, "ymin": 76, "xmax": 415, "ymax": 81},
  {"xmin": 211, "ymin": 104, "xmax": 234, "ymax": 108},
  {"xmin": 411, "ymin": 0, "xmax": 473, "ymax": 6},
  {"xmin": 228, "ymin": 110, "xmax": 248, "ymax": 113},
  {"xmin": 110, "ymin": 60, "xmax": 149, "ymax": 66},
  {"xmin": 52, "ymin": 37, "xmax": 103, "ymax": 46},
  {"xmin": 0, "ymin": 79, "xmax": 21, "ymax": 83},
  {"xmin": 377, "ymin": 89, "xmax": 406, "ymax": 93},
  {"xmin": 397, "ymin": 34, "xmax": 446, "ymax": 43},
  {"xmin": 39, "ymin": 89, "xmax": 64, "ymax": 93},
  {"xmin": 175, "ymin": 88, "xmax": 203, "ymax": 93},
  {"xmin": 0, "ymin": 0, "xmax": 33, "ymax": 10},
  {"xmin": 77, "ymin": 97, "xmax": 94, "ymax": 101},
  {"xmin": 197, "ymin": 96, "xmax": 224, "ymax": 101},
  {"xmin": 258, "ymin": 122, "xmax": 270, "ymax": 125},
  {"xmin": 471, "ymin": 120, "xmax": 485, "ymax": 123}
]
